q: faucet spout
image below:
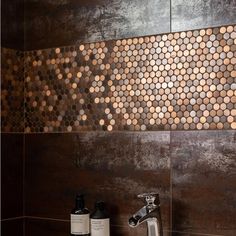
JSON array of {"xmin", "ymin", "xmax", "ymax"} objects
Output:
[
  {"xmin": 128, "ymin": 193, "xmax": 163, "ymax": 236},
  {"xmin": 128, "ymin": 205, "xmax": 149, "ymax": 227}
]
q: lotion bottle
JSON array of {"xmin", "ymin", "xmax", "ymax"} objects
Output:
[
  {"xmin": 90, "ymin": 201, "xmax": 110, "ymax": 236},
  {"xmin": 71, "ymin": 194, "xmax": 90, "ymax": 236}
]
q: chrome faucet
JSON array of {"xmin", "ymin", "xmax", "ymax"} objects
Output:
[{"xmin": 128, "ymin": 193, "xmax": 163, "ymax": 236}]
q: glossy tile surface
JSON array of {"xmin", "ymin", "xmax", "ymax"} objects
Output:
[
  {"xmin": 172, "ymin": 0, "xmax": 236, "ymax": 32},
  {"xmin": 25, "ymin": 132, "xmax": 171, "ymax": 229},
  {"xmin": 24, "ymin": 0, "xmax": 170, "ymax": 50},
  {"xmin": 171, "ymin": 130, "xmax": 236, "ymax": 235}
]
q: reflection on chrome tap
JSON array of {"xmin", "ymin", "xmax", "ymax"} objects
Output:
[{"xmin": 128, "ymin": 193, "xmax": 163, "ymax": 236}]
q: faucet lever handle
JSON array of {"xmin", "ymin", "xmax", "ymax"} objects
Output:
[{"xmin": 137, "ymin": 192, "xmax": 159, "ymax": 205}]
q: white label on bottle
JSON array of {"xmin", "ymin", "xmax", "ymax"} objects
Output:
[
  {"xmin": 71, "ymin": 214, "xmax": 90, "ymax": 235},
  {"xmin": 91, "ymin": 218, "xmax": 110, "ymax": 236}
]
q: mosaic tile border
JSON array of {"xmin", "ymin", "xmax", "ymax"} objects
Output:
[
  {"xmin": 1, "ymin": 25, "xmax": 236, "ymax": 132},
  {"xmin": 24, "ymin": 25, "xmax": 236, "ymax": 132},
  {"xmin": 1, "ymin": 48, "xmax": 24, "ymax": 132}
]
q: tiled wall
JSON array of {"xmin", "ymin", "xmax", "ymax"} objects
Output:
[
  {"xmin": 24, "ymin": 131, "xmax": 236, "ymax": 236},
  {"xmin": 1, "ymin": 133, "xmax": 24, "ymax": 236},
  {"xmin": 1, "ymin": 48, "xmax": 24, "ymax": 132},
  {"xmin": 1, "ymin": 1, "xmax": 24, "ymax": 234},
  {"xmin": 23, "ymin": 23, "xmax": 236, "ymax": 234},
  {"xmin": 171, "ymin": 131, "xmax": 236, "ymax": 235},
  {"xmin": 1, "ymin": 0, "xmax": 24, "ymax": 50},
  {"xmin": 3, "ymin": 24, "xmax": 236, "ymax": 134},
  {"xmin": 25, "ymin": 25, "xmax": 236, "ymax": 132},
  {"xmin": 25, "ymin": 132, "xmax": 170, "ymax": 235},
  {"xmin": 24, "ymin": 0, "xmax": 171, "ymax": 50},
  {"xmin": 24, "ymin": 0, "xmax": 236, "ymax": 50},
  {"xmin": 1, "ymin": 0, "xmax": 236, "ymax": 236}
]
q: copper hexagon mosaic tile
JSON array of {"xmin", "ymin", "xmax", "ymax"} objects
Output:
[
  {"xmin": 23, "ymin": 25, "xmax": 236, "ymax": 132},
  {"xmin": 1, "ymin": 48, "xmax": 24, "ymax": 132}
]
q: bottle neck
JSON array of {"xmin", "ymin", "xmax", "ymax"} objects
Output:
[{"xmin": 76, "ymin": 199, "xmax": 85, "ymax": 209}]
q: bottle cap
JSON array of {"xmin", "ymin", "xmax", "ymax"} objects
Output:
[{"xmin": 95, "ymin": 201, "xmax": 106, "ymax": 210}]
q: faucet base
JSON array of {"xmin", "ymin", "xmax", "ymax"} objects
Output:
[{"xmin": 147, "ymin": 218, "xmax": 159, "ymax": 236}]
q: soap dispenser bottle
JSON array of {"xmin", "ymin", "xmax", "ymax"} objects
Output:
[
  {"xmin": 90, "ymin": 201, "xmax": 110, "ymax": 236},
  {"xmin": 71, "ymin": 194, "xmax": 90, "ymax": 236}
]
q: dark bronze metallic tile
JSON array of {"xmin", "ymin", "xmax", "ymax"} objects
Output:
[
  {"xmin": 1, "ymin": 0, "xmax": 24, "ymax": 50},
  {"xmin": 172, "ymin": 0, "xmax": 236, "ymax": 32},
  {"xmin": 24, "ymin": 0, "xmax": 170, "ymax": 50},
  {"xmin": 1, "ymin": 133, "xmax": 24, "ymax": 219},
  {"xmin": 171, "ymin": 232, "xmax": 211, "ymax": 236},
  {"xmin": 1, "ymin": 219, "xmax": 24, "ymax": 236},
  {"xmin": 171, "ymin": 130, "xmax": 236, "ymax": 235},
  {"xmin": 25, "ymin": 132, "xmax": 171, "ymax": 230},
  {"xmin": 25, "ymin": 218, "xmax": 68, "ymax": 236}
]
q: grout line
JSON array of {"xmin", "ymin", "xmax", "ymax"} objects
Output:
[
  {"xmin": 170, "ymin": 0, "xmax": 172, "ymax": 32},
  {"xmin": 24, "ymin": 217, "xmax": 170, "ymax": 230},
  {"xmin": 21, "ymin": 129, "xmax": 236, "ymax": 135},
  {"xmin": 9, "ymin": 24, "xmax": 236, "ymax": 52},
  {"xmin": 24, "ymin": 216, "xmax": 70, "ymax": 222},
  {"xmin": 23, "ymin": 59, "xmax": 25, "ymax": 133},
  {"xmin": 1, "ymin": 132, "xmax": 25, "ymax": 134},
  {"xmin": 1, "ymin": 130, "xmax": 235, "ymax": 135},
  {"xmin": 1, "ymin": 216, "xmax": 25, "ymax": 222},
  {"xmin": 4, "ymin": 129, "xmax": 233, "ymax": 136},
  {"xmin": 23, "ymin": 133, "xmax": 25, "ymax": 217},
  {"xmin": 2, "ymin": 216, "xmax": 223, "ymax": 236},
  {"xmin": 23, "ymin": 217, "xmax": 26, "ymax": 236},
  {"xmin": 23, "ymin": 48, "xmax": 26, "ymax": 218},
  {"xmin": 169, "ymin": 130, "xmax": 173, "ymax": 231},
  {"xmin": 2, "ymin": 216, "xmax": 224, "ymax": 236},
  {"xmin": 23, "ymin": 5, "xmax": 26, "ymax": 234},
  {"xmin": 172, "ymin": 231, "xmax": 224, "ymax": 236}
]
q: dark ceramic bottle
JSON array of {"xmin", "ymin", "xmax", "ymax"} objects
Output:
[
  {"xmin": 71, "ymin": 194, "xmax": 90, "ymax": 236},
  {"xmin": 90, "ymin": 201, "xmax": 110, "ymax": 236}
]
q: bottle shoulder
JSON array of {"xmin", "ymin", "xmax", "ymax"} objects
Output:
[
  {"xmin": 91, "ymin": 209, "xmax": 109, "ymax": 219},
  {"xmin": 71, "ymin": 208, "xmax": 90, "ymax": 214}
]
